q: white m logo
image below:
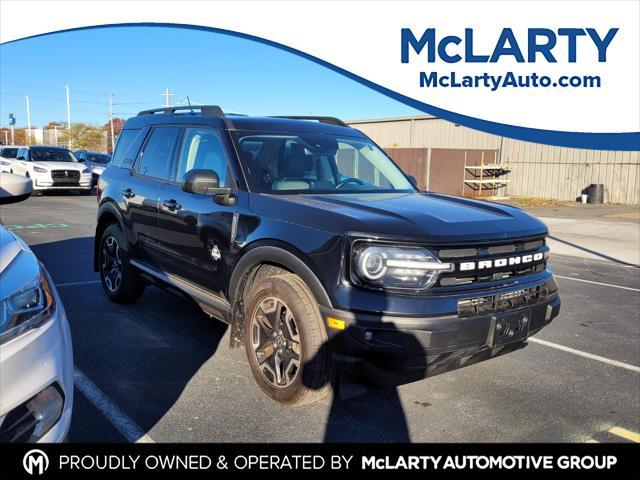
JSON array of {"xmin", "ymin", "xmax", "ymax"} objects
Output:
[{"xmin": 23, "ymin": 449, "xmax": 49, "ymax": 475}]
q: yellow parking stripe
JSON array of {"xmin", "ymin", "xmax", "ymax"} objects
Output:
[
  {"xmin": 609, "ymin": 427, "xmax": 640, "ymax": 443},
  {"xmin": 585, "ymin": 439, "xmax": 599, "ymax": 443}
]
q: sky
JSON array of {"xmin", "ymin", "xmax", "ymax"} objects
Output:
[{"xmin": 0, "ymin": 25, "xmax": 420, "ymax": 128}]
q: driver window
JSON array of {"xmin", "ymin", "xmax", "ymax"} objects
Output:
[{"xmin": 176, "ymin": 127, "xmax": 230, "ymax": 187}]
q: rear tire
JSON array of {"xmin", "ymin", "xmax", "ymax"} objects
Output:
[
  {"xmin": 244, "ymin": 273, "xmax": 332, "ymax": 405},
  {"xmin": 99, "ymin": 223, "xmax": 145, "ymax": 303}
]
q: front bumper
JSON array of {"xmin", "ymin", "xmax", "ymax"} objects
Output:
[
  {"xmin": 33, "ymin": 173, "xmax": 92, "ymax": 191},
  {"xmin": 0, "ymin": 275, "xmax": 74, "ymax": 442},
  {"xmin": 321, "ymin": 285, "xmax": 560, "ymax": 387}
]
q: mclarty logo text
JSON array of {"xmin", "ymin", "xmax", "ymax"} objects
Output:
[{"xmin": 401, "ymin": 27, "xmax": 618, "ymax": 90}]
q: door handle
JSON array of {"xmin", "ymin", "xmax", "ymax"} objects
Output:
[
  {"xmin": 162, "ymin": 199, "xmax": 182, "ymax": 211},
  {"xmin": 121, "ymin": 188, "xmax": 135, "ymax": 199}
]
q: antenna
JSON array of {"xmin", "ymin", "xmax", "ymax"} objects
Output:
[{"xmin": 186, "ymin": 96, "xmax": 194, "ymax": 113}]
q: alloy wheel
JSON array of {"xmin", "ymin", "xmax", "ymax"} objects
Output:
[
  {"xmin": 101, "ymin": 236, "xmax": 123, "ymax": 293},
  {"xmin": 250, "ymin": 297, "xmax": 301, "ymax": 388}
]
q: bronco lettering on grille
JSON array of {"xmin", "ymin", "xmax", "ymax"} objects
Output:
[{"xmin": 459, "ymin": 252, "xmax": 544, "ymax": 272}]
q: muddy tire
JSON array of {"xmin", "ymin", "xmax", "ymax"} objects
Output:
[{"xmin": 244, "ymin": 273, "xmax": 332, "ymax": 405}]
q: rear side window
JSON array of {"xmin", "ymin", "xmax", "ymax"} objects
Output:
[
  {"xmin": 111, "ymin": 129, "xmax": 140, "ymax": 167},
  {"xmin": 135, "ymin": 127, "xmax": 180, "ymax": 180}
]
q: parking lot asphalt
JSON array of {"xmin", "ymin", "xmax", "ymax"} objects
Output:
[{"xmin": 2, "ymin": 193, "xmax": 639, "ymax": 443}]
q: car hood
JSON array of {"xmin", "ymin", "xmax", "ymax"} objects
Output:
[
  {"xmin": 251, "ymin": 192, "xmax": 547, "ymax": 243},
  {"xmin": 32, "ymin": 161, "xmax": 84, "ymax": 170},
  {"xmin": 0, "ymin": 225, "xmax": 41, "ymax": 300},
  {"xmin": 0, "ymin": 226, "xmax": 24, "ymax": 275}
]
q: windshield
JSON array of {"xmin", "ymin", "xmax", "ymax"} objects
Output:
[
  {"xmin": 232, "ymin": 132, "xmax": 414, "ymax": 194},
  {"xmin": 30, "ymin": 148, "xmax": 78, "ymax": 163},
  {"xmin": 0, "ymin": 148, "xmax": 19, "ymax": 159},
  {"xmin": 87, "ymin": 153, "xmax": 111, "ymax": 164}
]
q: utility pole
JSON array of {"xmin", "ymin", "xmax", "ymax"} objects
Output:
[
  {"xmin": 10, "ymin": 124, "xmax": 14, "ymax": 144},
  {"xmin": 161, "ymin": 88, "xmax": 173, "ymax": 107},
  {"xmin": 108, "ymin": 93, "xmax": 115, "ymax": 153},
  {"xmin": 25, "ymin": 95, "xmax": 32, "ymax": 146},
  {"xmin": 65, "ymin": 84, "xmax": 72, "ymax": 149}
]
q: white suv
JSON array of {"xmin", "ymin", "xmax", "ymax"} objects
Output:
[
  {"xmin": 12, "ymin": 146, "xmax": 92, "ymax": 194},
  {"xmin": 0, "ymin": 173, "xmax": 74, "ymax": 442},
  {"xmin": 0, "ymin": 145, "xmax": 26, "ymax": 173}
]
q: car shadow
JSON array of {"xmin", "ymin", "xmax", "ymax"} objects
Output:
[
  {"xmin": 28, "ymin": 236, "xmax": 228, "ymax": 442},
  {"xmin": 29, "ymin": 236, "xmax": 427, "ymax": 443},
  {"xmin": 303, "ymin": 287, "xmax": 428, "ymax": 443}
]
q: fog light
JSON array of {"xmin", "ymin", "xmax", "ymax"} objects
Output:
[
  {"xmin": 26, "ymin": 384, "xmax": 64, "ymax": 441},
  {"xmin": 364, "ymin": 331, "xmax": 373, "ymax": 342}
]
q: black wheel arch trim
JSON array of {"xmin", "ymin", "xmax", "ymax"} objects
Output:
[
  {"xmin": 94, "ymin": 201, "xmax": 126, "ymax": 271},
  {"xmin": 229, "ymin": 244, "xmax": 333, "ymax": 308}
]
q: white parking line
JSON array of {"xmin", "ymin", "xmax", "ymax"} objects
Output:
[
  {"xmin": 56, "ymin": 280, "xmax": 101, "ymax": 288},
  {"xmin": 554, "ymin": 275, "xmax": 640, "ymax": 292},
  {"xmin": 528, "ymin": 337, "xmax": 640, "ymax": 373},
  {"xmin": 73, "ymin": 367, "xmax": 155, "ymax": 443}
]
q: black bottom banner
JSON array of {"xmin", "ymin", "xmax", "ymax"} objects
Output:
[{"xmin": 1, "ymin": 443, "xmax": 638, "ymax": 480}]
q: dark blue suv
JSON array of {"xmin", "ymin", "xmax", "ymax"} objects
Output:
[{"xmin": 94, "ymin": 106, "xmax": 560, "ymax": 405}]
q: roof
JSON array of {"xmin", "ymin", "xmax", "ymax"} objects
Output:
[
  {"xmin": 347, "ymin": 114, "xmax": 436, "ymax": 125},
  {"xmin": 124, "ymin": 106, "xmax": 366, "ymax": 138},
  {"xmin": 25, "ymin": 145, "xmax": 71, "ymax": 150}
]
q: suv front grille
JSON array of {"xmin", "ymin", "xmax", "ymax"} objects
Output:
[
  {"xmin": 435, "ymin": 236, "xmax": 548, "ymax": 288},
  {"xmin": 51, "ymin": 169, "xmax": 80, "ymax": 179},
  {"xmin": 51, "ymin": 169, "xmax": 80, "ymax": 185}
]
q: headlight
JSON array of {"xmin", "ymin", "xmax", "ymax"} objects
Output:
[
  {"xmin": 0, "ymin": 267, "xmax": 56, "ymax": 344},
  {"xmin": 81, "ymin": 167, "xmax": 91, "ymax": 174},
  {"xmin": 351, "ymin": 243, "xmax": 453, "ymax": 290},
  {"xmin": 33, "ymin": 166, "xmax": 48, "ymax": 173}
]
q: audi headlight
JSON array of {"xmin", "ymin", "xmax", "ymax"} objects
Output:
[
  {"xmin": 351, "ymin": 243, "xmax": 453, "ymax": 290},
  {"xmin": 0, "ymin": 267, "xmax": 56, "ymax": 344},
  {"xmin": 33, "ymin": 166, "xmax": 48, "ymax": 173}
]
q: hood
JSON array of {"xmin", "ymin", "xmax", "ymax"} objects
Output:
[
  {"xmin": 0, "ymin": 225, "xmax": 27, "ymax": 275},
  {"xmin": 32, "ymin": 161, "xmax": 85, "ymax": 170},
  {"xmin": 251, "ymin": 192, "xmax": 547, "ymax": 243},
  {"xmin": 0, "ymin": 225, "xmax": 41, "ymax": 300}
]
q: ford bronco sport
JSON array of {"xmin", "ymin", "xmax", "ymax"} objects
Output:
[{"xmin": 94, "ymin": 106, "xmax": 560, "ymax": 405}]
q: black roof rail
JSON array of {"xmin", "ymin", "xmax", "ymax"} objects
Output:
[
  {"xmin": 271, "ymin": 116, "xmax": 349, "ymax": 127},
  {"xmin": 137, "ymin": 105, "xmax": 225, "ymax": 117}
]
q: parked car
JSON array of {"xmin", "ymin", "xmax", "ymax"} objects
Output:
[
  {"xmin": 0, "ymin": 173, "xmax": 74, "ymax": 442},
  {"xmin": 75, "ymin": 150, "xmax": 111, "ymax": 186},
  {"xmin": 11, "ymin": 146, "xmax": 92, "ymax": 194},
  {"xmin": 0, "ymin": 145, "xmax": 26, "ymax": 173},
  {"xmin": 94, "ymin": 106, "xmax": 560, "ymax": 405}
]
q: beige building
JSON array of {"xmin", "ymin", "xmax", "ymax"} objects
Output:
[{"xmin": 347, "ymin": 115, "xmax": 639, "ymax": 205}]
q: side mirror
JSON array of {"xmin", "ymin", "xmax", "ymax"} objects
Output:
[
  {"xmin": 182, "ymin": 169, "xmax": 236, "ymax": 206},
  {"xmin": 407, "ymin": 174, "xmax": 418, "ymax": 188},
  {"xmin": 181, "ymin": 169, "xmax": 222, "ymax": 194},
  {"xmin": 0, "ymin": 173, "xmax": 33, "ymax": 205}
]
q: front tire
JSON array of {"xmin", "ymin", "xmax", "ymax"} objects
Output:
[
  {"xmin": 244, "ymin": 273, "xmax": 332, "ymax": 405},
  {"xmin": 99, "ymin": 224, "xmax": 145, "ymax": 303}
]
